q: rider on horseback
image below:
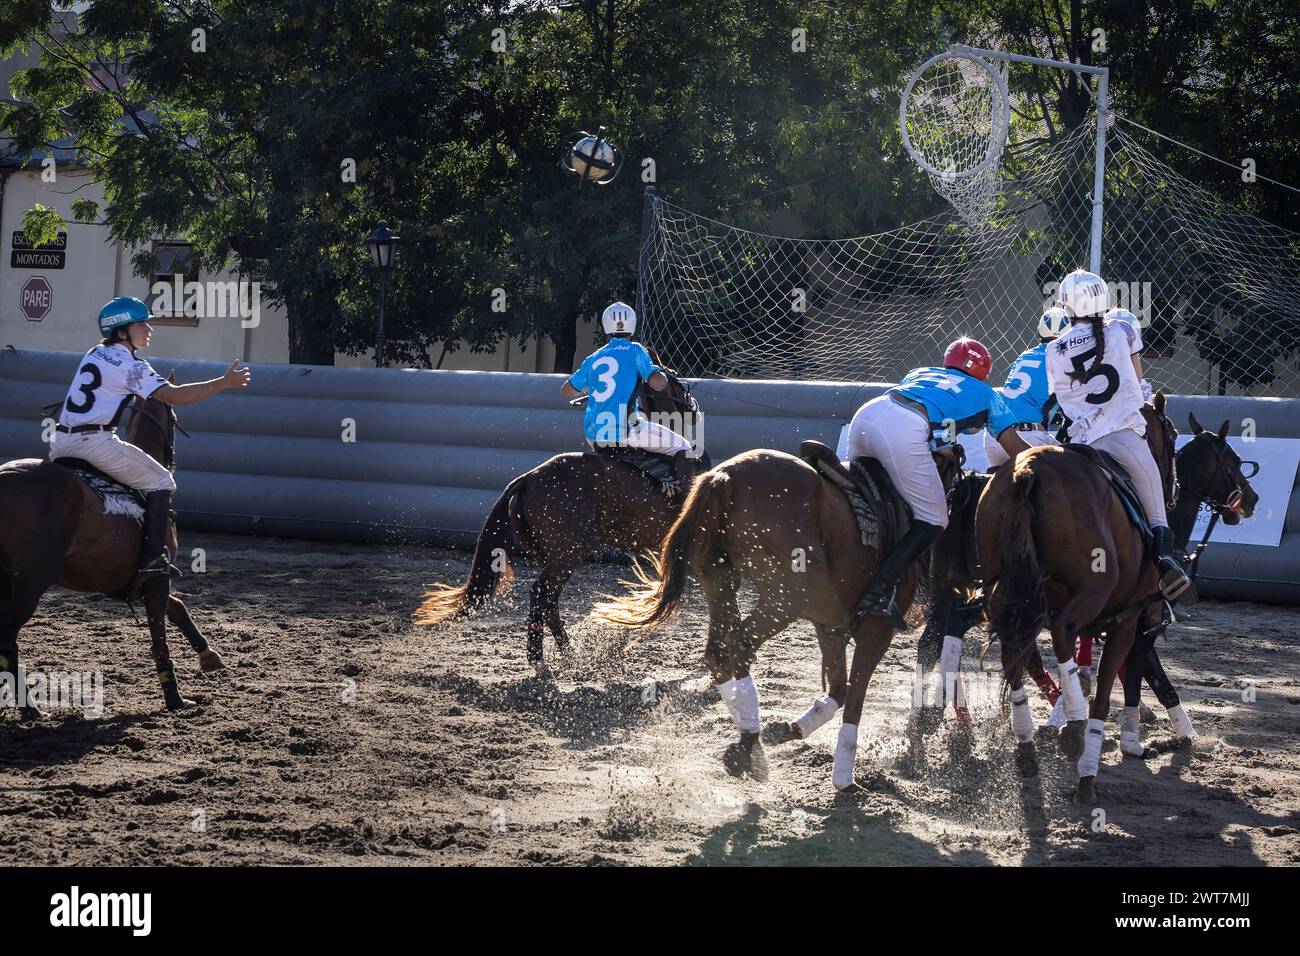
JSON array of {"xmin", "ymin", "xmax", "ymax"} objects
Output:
[
  {"xmin": 560, "ymin": 301, "xmax": 695, "ymax": 493},
  {"xmin": 49, "ymin": 296, "xmax": 251, "ymax": 594},
  {"xmin": 1045, "ymin": 270, "xmax": 1193, "ymax": 601},
  {"xmin": 847, "ymin": 338, "xmax": 1014, "ymax": 624},
  {"xmin": 984, "ymin": 306, "xmax": 1069, "ymax": 468}
]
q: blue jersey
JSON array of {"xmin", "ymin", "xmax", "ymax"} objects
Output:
[
  {"xmin": 568, "ymin": 337, "xmax": 659, "ymax": 444},
  {"xmin": 988, "ymin": 343, "xmax": 1059, "ymax": 437},
  {"xmin": 890, "ymin": 366, "xmax": 1004, "ymax": 447}
]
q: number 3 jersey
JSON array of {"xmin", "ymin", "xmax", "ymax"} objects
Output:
[
  {"xmin": 567, "ymin": 337, "xmax": 659, "ymax": 444},
  {"xmin": 58, "ymin": 344, "xmax": 168, "ymax": 428},
  {"xmin": 1046, "ymin": 318, "xmax": 1144, "ymax": 443}
]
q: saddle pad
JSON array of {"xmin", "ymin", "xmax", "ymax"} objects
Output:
[
  {"xmin": 52, "ymin": 457, "xmax": 145, "ymax": 521},
  {"xmin": 798, "ymin": 441, "xmax": 909, "ymax": 552}
]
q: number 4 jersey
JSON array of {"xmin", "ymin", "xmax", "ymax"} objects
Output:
[
  {"xmin": 1047, "ymin": 318, "xmax": 1144, "ymax": 443},
  {"xmin": 58, "ymin": 344, "xmax": 168, "ymax": 428}
]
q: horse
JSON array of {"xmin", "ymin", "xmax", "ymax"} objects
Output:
[
  {"xmin": 979, "ymin": 394, "xmax": 1183, "ymax": 803},
  {"xmin": 593, "ymin": 446, "xmax": 959, "ymax": 790},
  {"xmin": 919, "ymin": 406, "xmax": 1257, "ymax": 758},
  {"xmin": 0, "ymin": 379, "xmax": 224, "ymax": 716},
  {"xmin": 413, "ymin": 369, "xmax": 704, "ymax": 674}
]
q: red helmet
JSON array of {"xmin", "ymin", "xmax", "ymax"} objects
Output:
[{"xmin": 943, "ymin": 338, "xmax": 991, "ymax": 380}]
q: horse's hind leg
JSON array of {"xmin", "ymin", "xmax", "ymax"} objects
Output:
[
  {"xmin": 526, "ymin": 564, "xmax": 574, "ymax": 675},
  {"xmin": 833, "ymin": 615, "xmax": 895, "ymax": 791},
  {"xmin": 167, "ymin": 595, "xmax": 225, "ymax": 672},
  {"xmin": 1077, "ymin": 616, "xmax": 1139, "ymax": 804},
  {"xmin": 144, "ymin": 582, "xmax": 193, "ymax": 711},
  {"xmin": 0, "ymin": 576, "xmax": 54, "ymax": 719},
  {"xmin": 1050, "ymin": 592, "xmax": 1109, "ymax": 761},
  {"xmin": 763, "ymin": 624, "xmax": 846, "ymax": 745}
]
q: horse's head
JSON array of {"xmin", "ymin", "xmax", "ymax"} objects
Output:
[
  {"xmin": 1142, "ymin": 391, "xmax": 1180, "ymax": 511},
  {"xmin": 1181, "ymin": 413, "xmax": 1260, "ymax": 524},
  {"xmin": 126, "ymin": 371, "xmax": 180, "ymax": 471}
]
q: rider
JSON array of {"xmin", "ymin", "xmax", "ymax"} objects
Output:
[
  {"xmin": 1045, "ymin": 269, "xmax": 1192, "ymax": 600},
  {"xmin": 984, "ymin": 306, "xmax": 1069, "ymax": 468},
  {"xmin": 847, "ymin": 338, "xmax": 1013, "ymax": 623},
  {"xmin": 560, "ymin": 301, "xmax": 695, "ymax": 492},
  {"xmin": 50, "ymin": 296, "xmax": 251, "ymax": 593}
]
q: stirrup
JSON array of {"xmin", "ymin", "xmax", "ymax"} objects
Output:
[
  {"xmin": 853, "ymin": 586, "xmax": 906, "ymax": 630},
  {"xmin": 1160, "ymin": 566, "xmax": 1197, "ymax": 604}
]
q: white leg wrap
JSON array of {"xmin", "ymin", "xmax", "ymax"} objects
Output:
[
  {"xmin": 1058, "ymin": 657, "xmax": 1087, "ymax": 722},
  {"xmin": 1167, "ymin": 703, "xmax": 1198, "ymax": 740},
  {"xmin": 940, "ymin": 635, "xmax": 965, "ymax": 708},
  {"xmin": 719, "ymin": 675, "xmax": 761, "ymax": 734},
  {"xmin": 1008, "ymin": 686, "xmax": 1035, "ymax": 743},
  {"xmin": 793, "ymin": 694, "xmax": 839, "ymax": 739},
  {"xmin": 1077, "ymin": 717, "xmax": 1106, "ymax": 778},
  {"xmin": 832, "ymin": 722, "xmax": 859, "ymax": 790},
  {"xmin": 1046, "ymin": 696, "xmax": 1066, "ymax": 729},
  {"xmin": 1119, "ymin": 706, "xmax": 1144, "ymax": 756}
]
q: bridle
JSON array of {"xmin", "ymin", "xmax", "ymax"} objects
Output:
[
  {"xmin": 1182, "ymin": 431, "xmax": 1258, "ymax": 582},
  {"xmin": 1152, "ymin": 409, "xmax": 1180, "ymax": 512},
  {"xmin": 129, "ymin": 400, "xmax": 182, "ymax": 471}
]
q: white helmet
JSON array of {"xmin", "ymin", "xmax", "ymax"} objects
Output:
[
  {"xmin": 1037, "ymin": 306, "xmax": 1070, "ymax": 340},
  {"xmin": 1057, "ymin": 269, "xmax": 1109, "ymax": 318},
  {"xmin": 1106, "ymin": 307, "xmax": 1143, "ymax": 348},
  {"xmin": 601, "ymin": 301, "xmax": 636, "ymax": 335}
]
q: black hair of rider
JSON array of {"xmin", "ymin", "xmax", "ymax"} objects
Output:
[{"xmin": 1067, "ymin": 311, "xmax": 1107, "ymax": 385}]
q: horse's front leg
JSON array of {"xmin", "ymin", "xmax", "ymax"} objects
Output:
[
  {"xmin": 833, "ymin": 615, "xmax": 893, "ymax": 791},
  {"xmin": 166, "ymin": 595, "xmax": 224, "ymax": 672},
  {"xmin": 145, "ymin": 583, "xmax": 193, "ymax": 710},
  {"xmin": 539, "ymin": 567, "xmax": 574, "ymax": 656}
]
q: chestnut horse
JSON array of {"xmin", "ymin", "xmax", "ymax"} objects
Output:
[
  {"xmin": 0, "ymin": 384, "xmax": 223, "ymax": 715},
  {"xmin": 594, "ymin": 448, "xmax": 952, "ymax": 791},
  {"xmin": 414, "ymin": 371, "xmax": 703, "ymax": 674},
  {"xmin": 979, "ymin": 395, "xmax": 1180, "ymax": 803}
]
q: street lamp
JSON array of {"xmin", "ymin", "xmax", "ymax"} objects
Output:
[{"xmin": 366, "ymin": 221, "xmax": 401, "ymax": 368}]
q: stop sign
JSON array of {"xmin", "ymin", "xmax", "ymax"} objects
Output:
[{"xmin": 20, "ymin": 276, "xmax": 52, "ymax": 321}]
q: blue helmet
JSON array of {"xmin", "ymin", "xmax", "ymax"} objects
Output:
[{"xmin": 98, "ymin": 296, "xmax": 154, "ymax": 337}]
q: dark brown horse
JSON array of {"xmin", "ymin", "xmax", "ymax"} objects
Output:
[
  {"xmin": 593, "ymin": 448, "xmax": 951, "ymax": 791},
  {"xmin": 0, "ymin": 383, "xmax": 223, "ymax": 715},
  {"xmin": 414, "ymin": 373, "xmax": 703, "ymax": 674},
  {"xmin": 979, "ymin": 395, "xmax": 1180, "ymax": 803}
]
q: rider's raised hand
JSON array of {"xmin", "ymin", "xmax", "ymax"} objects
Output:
[{"xmin": 222, "ymin": 359, "xmax": 251, "ymax": 390}]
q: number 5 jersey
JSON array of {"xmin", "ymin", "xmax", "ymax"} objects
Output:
[
  {"xmin": 1046, "ymin": 318, "xmax": 1144, "ymax": 444},
  {"xmin": 58, "ymin": 343, "xmax": 168, "ymax": 428}
]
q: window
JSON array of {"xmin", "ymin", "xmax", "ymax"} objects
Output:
[{"xmin": 147, "ymin": 241, "xmax": 199, "ymax": 327}]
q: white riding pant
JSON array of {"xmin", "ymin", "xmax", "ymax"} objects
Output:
[
  {"xmin": 49, "ymin": 431, "xmax": 176, "ymax": 493},
  {"xmin": 846, "ymin": 395, "xmax": 947, "ymax": 528},
  {"xmin": 984, "ymin": 427, "xmax": 1057, "ymax": 468},
  {"xmin": 1090, "ymin": 426, "xmax": 1167, "ymax": 528},
  {"xmin": 587, "ymin": 419, "xmax": 693, "ymax": 456}
]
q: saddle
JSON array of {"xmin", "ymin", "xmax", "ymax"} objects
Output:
[
  {"xmin": 799, "ymin": 440, "xmax": 911, "ymax": 552},
  {"xmin": 591, "ymin": 445, "xmax": 711, "ymax": 498},
  {"xmin": 52, "ymin": 457, "xmax": 146, "ymax": 520},
  {"xmin": 1062, "ymin": 444, "xmax": 1153, "ymax": 546}
]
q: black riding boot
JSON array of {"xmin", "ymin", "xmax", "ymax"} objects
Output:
[
  {"xmin": 1152, "ymin": 526, "xmax": 1196, "ymax": 604},
  {"xmin": 852, "ymin": 520, "xmax": 943, "ymax": 629},
  {"xmin": 129, "ymin": 490, "xmax": 180, "ymax": 596},
  {"xmin": 667, "ymin": 450, "xmax": 696, "ymax": 498}
]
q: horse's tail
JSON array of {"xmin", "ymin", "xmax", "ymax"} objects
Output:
[
  {"xmin": 413, "ymin": 474, "xmax": 528, "ymax": 626},
  {"xmin": 592, "ymin": 469, "xmax": 727, "ymax": 629},
  {"xmin": 990, "ymin": 460, "xmax": 1048, "ymax": 674}
]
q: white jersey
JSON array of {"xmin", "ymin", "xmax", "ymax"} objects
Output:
[
  {"xmin": 1047, "ymin": 319, "xmax": 1144, "ymax": 444},
  {"xmin": 57, "ymin": 344, "xmax": 167, "ymax": 428}
]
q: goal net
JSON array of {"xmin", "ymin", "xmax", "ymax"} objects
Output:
[{"xmin": 636, "ymin": 115, "xmax": 1300, "ymax": 397}]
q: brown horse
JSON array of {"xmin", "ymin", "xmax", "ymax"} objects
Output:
[
  {"xmin": 979, "ymin": 394, "xmax": 1180, "ymax": 803},
  {"xmin": 594, "ymin": 448, "xmax": 950, "ymax": 791},
  {"xmin": 0, "ymin": 383, "xmax": 223, "ymax": 715},
  {"xmin": 414, "ymin": 372, "xmax": 703, "ymax": 674}
]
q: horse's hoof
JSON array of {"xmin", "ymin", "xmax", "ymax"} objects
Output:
[
  {"xmin": 1139, "ymin": 702, "xmax": 1157, "ymax": 725},
  {"xmin": 532, "ymin": 661, "xmax": 554, "ymax": 681},
  {"xmin": 18, "ymin": 705, "xmax": 44, "ymax": 722},
  {"xmin": 761, "ymin": 721, "xmax": 799, "ymax": 745},
  {"xmin": 1076, "ymin": 776, "xmax": 1099, "ymax": 805},
  {"xmin": 165, "ymin": 696, "xmax": 197, "ymax": 711},
  {"xmin": 722, "ymin": 734, "xmax": 768, "ymax": 782},
  {"xmin": 1078, "ymin": 669, "xmax": 1094, "ymax": 699},
  {"xmin": 1014, "ymin": 742, "xmax": 1039, "ymax": 778},
  {"xmin": 198, "ymin": 649, "xmax": 227, "ymax": 673},
  {"xmin": 1060, "ymin": 720, "xmax": 1086, "ymax": 760}
]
